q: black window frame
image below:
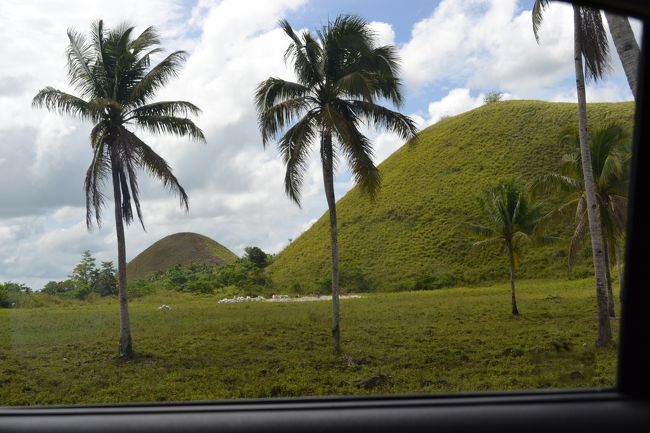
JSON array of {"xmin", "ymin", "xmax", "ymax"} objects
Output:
[{"xmin": 1, "ymin": 0, "xmax": 649, "ymax": 431}]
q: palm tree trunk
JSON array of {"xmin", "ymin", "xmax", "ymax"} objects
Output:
[
  {"xmin": 601, "ymin": 230, "xmax": 616, "ymax": 317},
  {"xmin": 321, "ymin": 130, "xmax": 341, "ymax": 354},
  {"xmin": 573, "ymin": 6, "xmax": 613, "ymax": 346},
  {"xmin": 508, "ymin": 243, "xmax": 519, "ymax": 316},
  {"xmin": 604, "ymin": 12, "xmax": 640, "ymax": 98},
  {"xmin": 111, "ymin": 161, "xmax": 133, "ymax": 358},
  {"xmin": 615, "ymin": 242, "xmax": 624, "ymax": 303}
]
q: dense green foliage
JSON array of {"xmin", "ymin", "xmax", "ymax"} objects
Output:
[
  {"xmin": 268, "ymin": 101, "xmax": 635, "ymax": 293},
  {"xmin": 131, "ymin": 248, "xmax": 273, "ymax": 296},
  {"xmin": 42, "ymin": 251, "xmax": 117, "ymax": 300},
  {"xmin": 127, "ymin": 232, "xmax": 238, "ymax": 283},
  {"xmin": 0, "ymin": 278, "xmax": 617, "ymax": 405},
  {"xmin": 0, "ymin": 282, "xmax": 32, "ymax": 308}
]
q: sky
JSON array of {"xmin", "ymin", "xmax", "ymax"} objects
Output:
[{"xmin": 0, "ymin": 0, "xmax": 641, "ymax": 289}]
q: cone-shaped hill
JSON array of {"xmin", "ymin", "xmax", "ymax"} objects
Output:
[
  {"xmin": 127, "ymin": 232, "xmax": 238, "ymax": 282},
  {"xmin": 267, "ymin": 100, "xmax": 635, "ymax": 293}
]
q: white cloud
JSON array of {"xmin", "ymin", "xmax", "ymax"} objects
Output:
[
  {"xmin": 425, "ymin": 87, "xmax": 485, "ymax": 125},
  {"xmin": 369, "ymin": 21, "xmax": 395, "ymax": 46},
  {"xmin": 400, "ymin": 0, "xmax": 575, "ymax": 96}
]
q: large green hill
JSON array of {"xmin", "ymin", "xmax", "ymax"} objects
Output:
[
  {"xmin": 268, "ymin": 100, "xmax": 635, "ymax": 292},
  {"xmin": 127, "ymin": 232, "xmax": 238, "ymax": 282}
]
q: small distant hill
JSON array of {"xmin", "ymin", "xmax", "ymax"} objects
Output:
[
  {"xmin": 127, "ymin": 232, "xmax": 238, "ymax": 282},
  {"xmin": 267, "ymin": 100, "xmax": 635, "ymax": 292}
]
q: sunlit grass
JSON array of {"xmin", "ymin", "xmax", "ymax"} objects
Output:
[
  {"xmin": 0, "ymin": 278, "xmax": 618, "ymax": 406},
  {"xmin": 268, "ymin": 101, "xmax": 635, "ymax": 292}
]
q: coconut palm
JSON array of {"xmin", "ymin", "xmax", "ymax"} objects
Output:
[
  {"xmin": 530, "ymin": 124, "xmax": 630, "ymax": 316},
  {"xmin": 255, "ymin": 15, "xmax": 417, "ymax": 353},
  {"xmin": 470, "ymin": 179, "xmax": 545, "ymax": 316},
  {"xmin": 533, "ymin": 0, "xmax": 613, "ymax": 346},
  {"xmin": 604, "ymin": 12, "xmax": 640, "ymax": 98},
  {"xmin": 33, "ymin": 20, "xmax": 205, "ymax": 358}
]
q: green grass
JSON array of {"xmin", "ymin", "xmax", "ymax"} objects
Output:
[
  {"xmin": 0, "ymin": 278, "xmax": 618, "ymax": 406},
  {"xmin": 268, "ymin": 100, "xmax": 635, "ymax": 292},
  {"xmin": 126, "ymin": 232, "xmax": 238, "ymax": 283}
]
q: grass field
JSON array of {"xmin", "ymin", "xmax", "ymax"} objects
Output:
[{"xmin": 0, "ymin": 278, "xmax": 618, "ymax": 406}]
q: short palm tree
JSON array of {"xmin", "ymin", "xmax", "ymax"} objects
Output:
[
  {"xmin": 33, "ymin": 20, "xmax": 205, "ymax": 358},
  {"xmin": 530, "ymin": 123, "xmax": 630, "ymax": 316},
  {"xmin": 470, "ymin": 179, "xmax": 544, "ymax": 316},
  {"xmin": 255, "ymin": 15, "xmax": 418, "ymax": 353},
  {"xmin": 533, "ymin": 0, "xmax": 613, "ymax": 346}
]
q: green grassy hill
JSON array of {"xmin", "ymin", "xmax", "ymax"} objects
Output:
[
  {"xmin": 268, "ymin": 100, "xmax": 635, "ymax": 293},
  {"xmin": 127, "ymin": 232, "xmax": 238, "ymax": 282}
]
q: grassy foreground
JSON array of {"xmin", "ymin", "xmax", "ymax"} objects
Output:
[{"xmin": 0, "ymin": 278, "xmax": 618, "ymax": 406}]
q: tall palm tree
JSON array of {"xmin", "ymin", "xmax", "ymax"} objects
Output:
[
  {"xmin": 255, "ymin": 15, "xmax": 417, "ymax": 353},
  {"xmin": 604, "ymin": 12, "xmax": 640, "ymax": 98},
  {"xmin": 470, "ymin": 179, "xmax": 545, "ymax": 316},
  {"xmin": 530, "ymin": 124, "xmax": 630, "ymax": 317},
  {"xmin": 533, "ymin": 0, "xmax": 613, "ymax": 346},
  {"xmin": 33, "ymin": 20, "xmax": 205, "ymax": 358}
]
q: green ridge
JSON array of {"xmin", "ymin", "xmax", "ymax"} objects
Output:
[
  {"xmin": 268, "ymin": 100, "xmax": 635, "ymax": 292},
  {"xmin": 127, "ymin": 232, "xmax": 238, "ymax": 282}
]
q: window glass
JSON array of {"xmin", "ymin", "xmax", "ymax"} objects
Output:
[{"xmin": 0, "ymin": 0, "xmax": 641, "ymax": 405}]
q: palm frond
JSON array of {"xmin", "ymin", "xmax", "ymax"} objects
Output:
[
  {"xmin": 349, "ymin": 100, "xmax": 418, "ymax": 142},
  {"xmin": 126, "ymin": 100, "xmax": 201, "ymax": 120},
  {"xmin": 577, "ymin": 6, "xmax": 611, "ymax": 81},
  {"xmin": 134, "ymin": 115, "xmax": 205, "ymax": 142},
  {"xmin": 126, "ymin": 130, "xmax": 189, "ymax": 211},
  {"xmin": 277, "ymin": 112, "xmax": 317, "ymax": 205},
  {"xmin": 66, "ymin": 27, "xmax": 101, "ymax": 98},
  {"xmin": 568, "ymin": 214, "xmax": 588, "ymax": 270},
  {"xmin": 279, "ymin": 19, "xmax": 322, "ymax": 86},
  {"xmin": 127, "ymin": 50, "xmax": 187, "ymax": 106},
  {"xmin": 528, "ymin": 173, "xmax": 582, "ymax": 198},
  {"xmin": 326, "ymin": 102, "xmax": 380, "ymax": 198},
  {"xmin": 532, "ymin": 0, "xmax": 550, "ymax": 43},
  {"xmin": 84, "ymin": 139, "xmax": 110, "ymax": 228},
  {"xmin": 32, "ymin": 87, "xmax": 100, "ymax": 121}
]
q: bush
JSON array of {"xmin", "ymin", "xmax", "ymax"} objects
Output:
[{"xmin": 483, "ymin": 91, "xmax": 503, "ymax": 104}]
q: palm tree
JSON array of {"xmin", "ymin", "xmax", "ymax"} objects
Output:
[
  {"xmin": 470, "ymin": 179, "xmax": 544, "ymax": 316},
  {"xmin": 530, "ymin": 124, "xmax": 630, "ymax": 317},
  {"xmin": 33, "ymin": 20, "xmax": 205, "ymax": 358},
  {"xmin": 604, "ymin": 12, "xmax": 640, "ymax": 98},
  {"xmin": 255, "ymin": 15, "xmax": 417, "ymax": 353},
  {"xmin": 533, "ymin": 0, "xmax": 613, "ymax": 346}
]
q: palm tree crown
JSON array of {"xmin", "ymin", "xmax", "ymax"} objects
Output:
[
  {"xmin": 530, "ymin": 124, "xmax": 629, "ymax": 269},
  {"xmin": 33, "ymin": 20, "xmax": 205, "ymax": 228},
  {"xmin": 255, "ymin": 15, "xmax": 417, "ymax": 205}
]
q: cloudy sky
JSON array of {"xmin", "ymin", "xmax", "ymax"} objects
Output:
[{"xmin": 0, "ymin": 0, "xmax": 640, "ymax": 289}]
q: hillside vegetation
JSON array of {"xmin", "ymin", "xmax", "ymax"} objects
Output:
[
  {"xmin": 268, "ymin": 100, "xmax": 635, "ymax": 293},
  {"xmin": 127, "ymin": 232, "xmax": 238, "ymax": 283}
]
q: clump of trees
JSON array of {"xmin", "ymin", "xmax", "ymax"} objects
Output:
[
  {"xmin": 43, "ymin": 251, "xmax": 117, "ymax": 300},
  {"xmin": 133, "ymin": 246, "xmax": 273, "ymax": 295},
  {"xmin": 0, "ymin": 282, "xmax": 32, "ymax": 308}
]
